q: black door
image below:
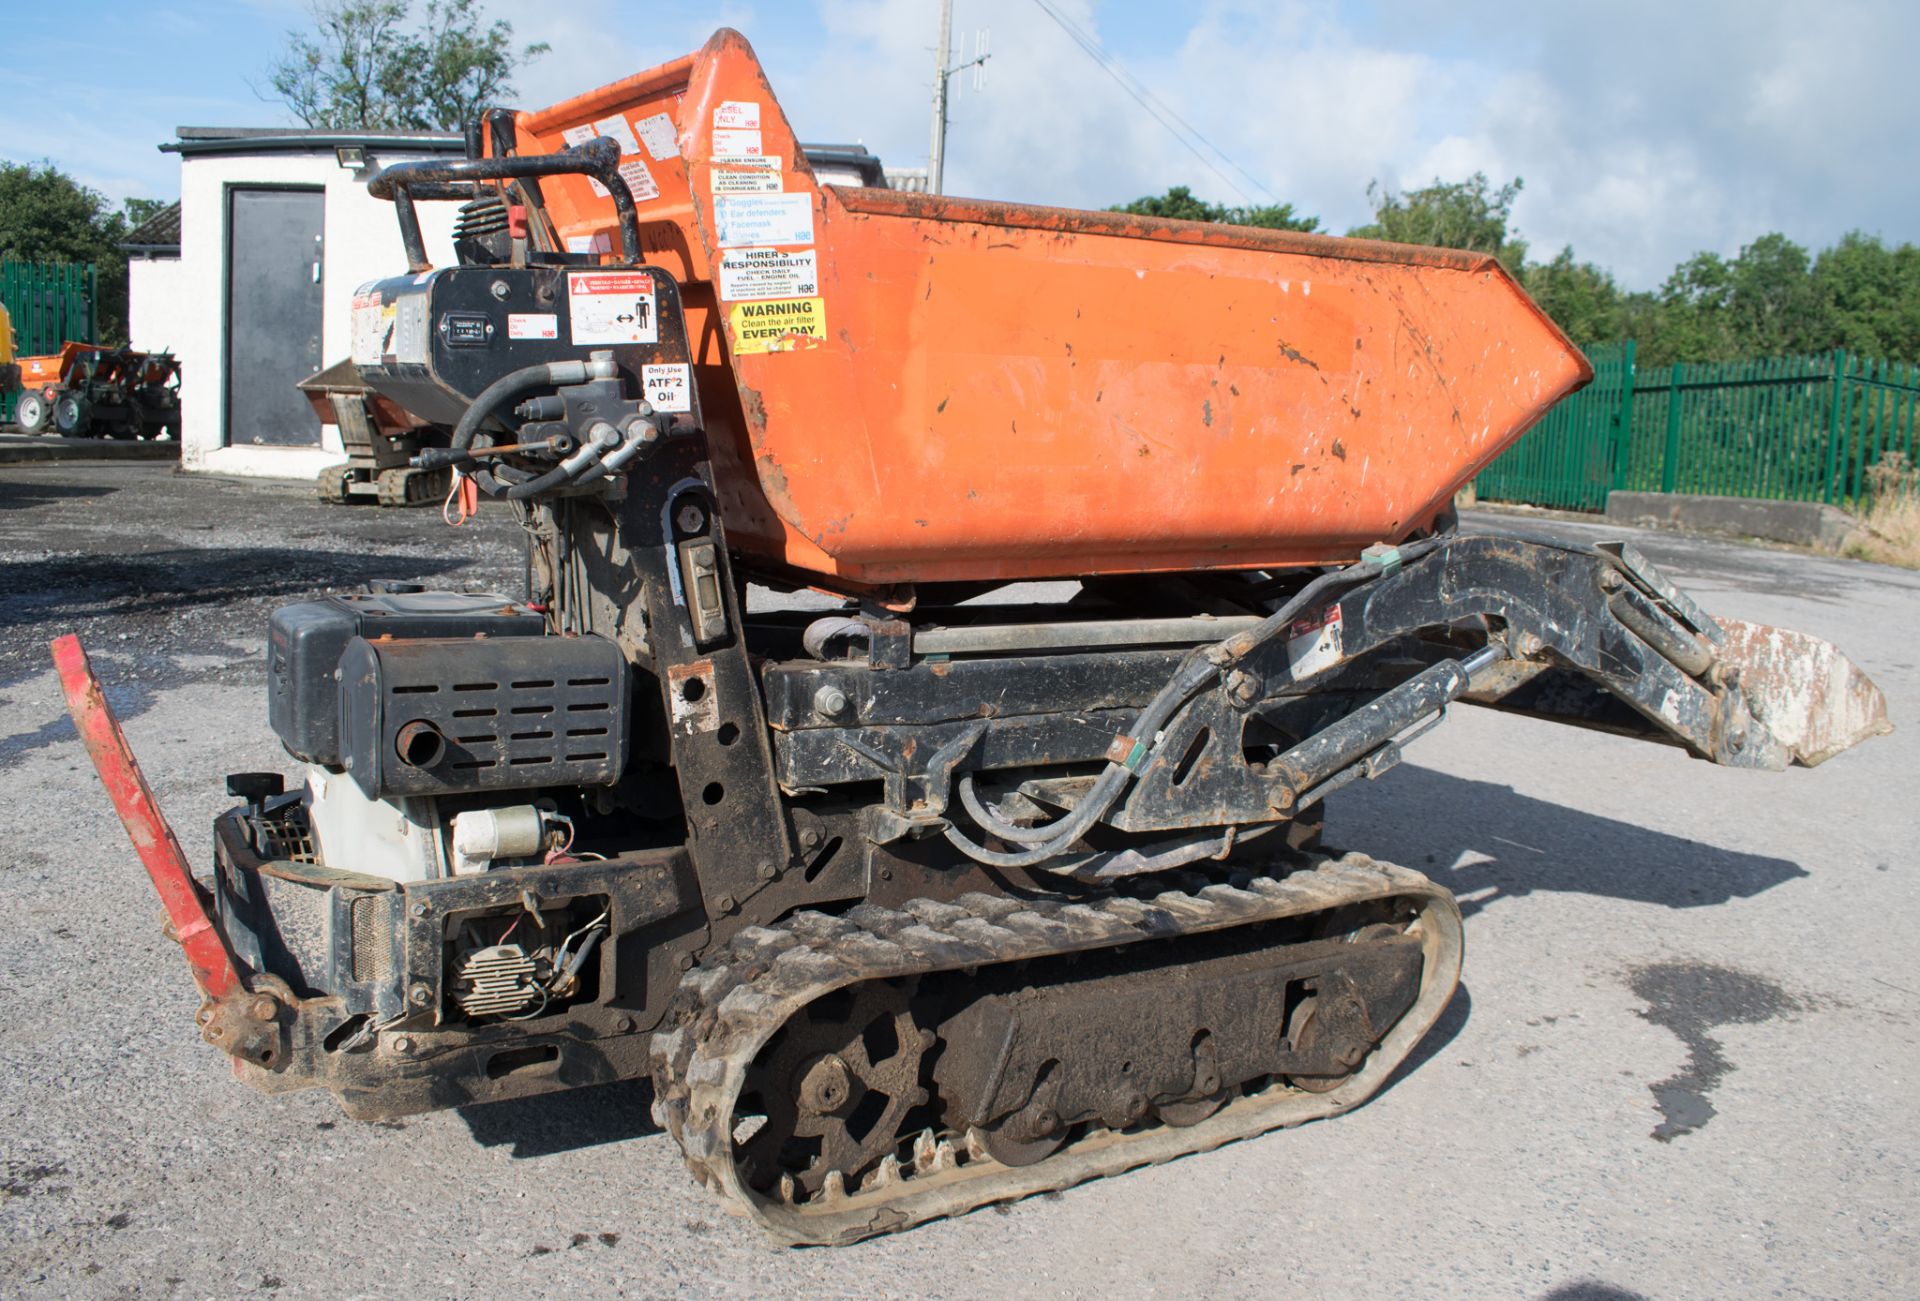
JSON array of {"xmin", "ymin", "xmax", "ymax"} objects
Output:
[{"xmin": 226, "ymin": 188, "xmax": 324, "ymax": 446}]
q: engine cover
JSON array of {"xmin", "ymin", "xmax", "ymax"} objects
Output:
[
  {"xmin": 338, "ymin": 633, "xmax": 629, "ymax": 798},
  {"xmin": 269, "ymin": 590, "xmax": 545, "ymax": 766}
]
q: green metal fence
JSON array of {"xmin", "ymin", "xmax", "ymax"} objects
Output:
[
  {"xmin": 1, "ymin": 261, "xmax": 98, "ymax": 422},
  {"xmin": 1475, "ymin": 342, "xmax": 1920, "ymax": 512}
]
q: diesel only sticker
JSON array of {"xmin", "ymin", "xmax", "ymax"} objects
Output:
[
  {"xmin": 567, "ymin": 271, "xmax": 657, "ymax": 345},
  {"xmin": 714, "ymin": 193, "xmax": 813, "ymax": 247},
  {"xmin": 718, "ymin": 248, "xmax": 818, "ymax": 301},
  {"xmin": 729, "ymin": 297, "xmax": 827, "ymax": 354},
  {"xmin": 642, "ymin": 363, "xmax": 692, "ymax": 413}
]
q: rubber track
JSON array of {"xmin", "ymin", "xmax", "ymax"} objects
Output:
[{"xmin": 650, "ymin": 851, "xmax": 1463, "ymax": 1245}]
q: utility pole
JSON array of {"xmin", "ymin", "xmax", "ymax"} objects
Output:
[
  {"xmin": 928, "ymin": 2, "xmax": 988, "ymax": 195},
  {"xmin": 929, "ymin": 0, "xmax": 954, "ymax": 195}
]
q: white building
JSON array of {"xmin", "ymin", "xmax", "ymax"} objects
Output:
[{"xmin": 129, "ymin": 127, "xmax": 462, "ymax": 479}]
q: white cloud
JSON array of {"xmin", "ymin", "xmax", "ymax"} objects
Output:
[{"xmin": 14, "ymin": 0, "xmax": 1908, "ymax": 290}]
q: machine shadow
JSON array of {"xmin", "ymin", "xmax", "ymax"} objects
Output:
[
  {"xmin": 1325, "ymin": 762, "xmax": 1808, "ymax": 916},
  {"xmin": 0, "ymin": 479, "xmax": 120, "ymax": 511},
  {"xmin": 458, "ymin": 1077, "xmax": 661, "ymax": 1159},
  {"xmin": 0, "ymin": 546, "xmax": 481, "ymax": 631},
  {"xmin": 450, "ymin": 764, "xmax": 1803, "ymax": 1162}
]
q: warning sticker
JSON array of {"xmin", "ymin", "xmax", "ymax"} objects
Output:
[
  {"xmin": 507, "ymin": 313, "xmax": 558, "ymax": 341},
  {"xmin": 593, "ymin": 113, "xmax": 641, "ymax": 156},
  {"xmin": 712, "ymin": 127, "xmax": 763, "ymax": 156},
  {"xmin": 1285, "ymin": 606, "xmax": 1344, "ymax": 679},
  {"xmin": 567, "ymin": 271, "xmax": 658, "ymax": 345},
  {"xmin": 350, "ymin": 287, "xmax": 385, "ymax": 364},
  {"xmin": 591, "ymin": 159, "xmax": 660, "ymax": 202},
  {"xmin": 393, "ymin": 295, "xmax": 430, "ymax": 364},
  {"xmin": 712, "ymin": 168, "xmax": 779, "ymax": 194},
  {"xmin": 713, "ymin": 100, "xmax": 761, "ymax": 130},
  {"xmin": 714, "ymin": 193, "xmax": 813, "ymax": 247},
  {"xmin": 729, "ymin": 297, "xmax": 827, "ymax": 354},
  {"xmin": 634, "ymin": 112, "xmax": 679, "ymax": 160},
  {"xmin": 565, "ymin": 232, "xmax": 612, "ymax": 255},
  {"xmin": 642, "ymin": 363, "xmax": 692, "ymax": 413},
  {"xmin": 560, "ymin": 124, "xmax": 596, "ymax": 147},
  {"xmin": 718, "ymin": 248, "xmax": 818, "ymax": 301}
]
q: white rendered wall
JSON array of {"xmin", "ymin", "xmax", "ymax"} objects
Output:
[
  {"xmin": 165, "ymin": 148, "xmax": 458, "ymax": 479},
  {"xmin": 126, "ymin": 256, "xmax": 187, "ymax": 358}
]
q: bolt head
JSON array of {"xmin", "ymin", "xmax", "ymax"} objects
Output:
[
  {"xmin": 391, "ymin": 1036, "xmax": 413, "ymax": 1054},
  {"xmin": 408, "ymin": 983, "xmax": 432, "ymax": 1006},
  {"xmin": 675, "ymin": 502, "xmax": 707, "ymax": 535},
  {"xmin": 248, "ymin": 994, "xmax": 279, "ymax": 1022},
  {"xmin": 489, "ymin": 279, "xmax": 511, "ymax": 300},
  {"xmin": 614, "ymin": 1015, "xmax": 635, "ymax": 1033},
  {"xmin": 676, "ymin": 953, "xmax": 695, "ymax": 970},
  {"xmin": 757, "ymin": 861, "xmax": 778, "ymax": 880},
  {"xmin": 813, "ymin": 685, "xmax": 849, "ymax": 719},
  {"xmin": 409, "ymin": 901, "xmax": 428, "ymax": 917},
  {"xmin": 715, "ymin": 894, "xmax": 736, "ymax": 913}
]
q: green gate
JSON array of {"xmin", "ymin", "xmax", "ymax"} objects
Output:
[
  {"xmin": 1473, "ymin": 342, "xmax": 1635, "ymax": 511},
  {"xmin": 2, "ymin": 261, "xmax": 99, "ymax": 422},
  {"xmin": 1477, "ymin": 344, "xmax": 1920, "ymax": 512}
]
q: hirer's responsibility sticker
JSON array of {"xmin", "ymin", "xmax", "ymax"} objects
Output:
[
  {"xmin": 718, "ymin": 248, "xmax": 818, "ymax": 301},
  {"xmin": 1285, "ymin": 606, "xmax": 1344, "ymax": 679},
  {"xmin": 714, "ymin": 193, "xmax": 812, "ymax": 247},
  {"xmin": 567, "ymin": 271, "xmax": 657, "ymax": 345},
  {"xmin": 712, "ymin": 154, "xmax": 779, "ymax": 171},
  {"xmin": 507, "ymin": 313, "xmax": 558, "ymax": 341},
  {"xmin": 729, "ymin": 297, "xmax": 827, "ymax": 354},
  {"xmin": 593, "ymin": 114, "xmax": 640, "ymax": 155},
  {"xmin": 642, "ymin": 363, "xmax": 692, "ymax": 413},
  {"xmin": 712, "ymin": 128, "xmax": 763, "ymax": 155},
  {"xmin": 634, "ymin": 112, "xmax": 679, "ymax": 160},
  {"xmin": 392, "ymin": 295, "xmax": 430, "ymax": 364},
  {"xmin": 713, "ymin": 100, "xmax": 761, "ymax": 130}
]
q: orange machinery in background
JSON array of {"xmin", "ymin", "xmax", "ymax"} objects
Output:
[
  {"xmin": 9, "ymin": 341, "xmax": 180, "ymax": 438},
  {"xmin": 497, "ymin": 29, "xmax": 1589, "ymax": 589}
]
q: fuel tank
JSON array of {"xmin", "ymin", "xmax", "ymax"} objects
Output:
[{"xmin": 510, "ymin": 29, "xmax": 1591, "ymax": 587}]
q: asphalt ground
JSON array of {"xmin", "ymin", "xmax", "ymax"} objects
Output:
[{"xmin": 1, "ymin": 463, "xmax": 1915, "ymax": 1299}]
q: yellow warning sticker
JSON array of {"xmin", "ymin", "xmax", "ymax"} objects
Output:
[{"xmin": 729, "ymin": 296, "xmax": 827, "ymax": 354}]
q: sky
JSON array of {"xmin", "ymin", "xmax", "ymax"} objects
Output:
[{"xmin": 1, "ymin": 0, "xmax": 1912, "ymax": 289}]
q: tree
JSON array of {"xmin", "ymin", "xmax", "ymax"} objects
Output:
[
  {"xmin": 1808, "ymin": 232, "xmax": 1920, "ymax": 362},
  {"xmin": 1113, "ymin": 185, "xmax": 1320, "ymax": 232},
  {"xmin": 0, "ymin": 161, "xmax": 153, "ymax": 344},
  {"xmin": 1521, "ymin": 247, "xmax": 1635, "ymax": 347},
  {"xmin": 1348, "ymin": 173, "xmax": 1528, "ymax": 272},
  {"xmin": 266, "ymin": 0, "xmax": 548, "ymax": 131}
]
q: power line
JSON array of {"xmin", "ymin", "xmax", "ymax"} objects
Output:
[{"xmin": 1028, "ymin": 0, "xmax": 1277, "ymax": 206}]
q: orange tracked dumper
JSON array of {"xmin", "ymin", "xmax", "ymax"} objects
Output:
[{"xmin": 59, "ymin": 28, "xmax": 1887, "ymax": 1244}]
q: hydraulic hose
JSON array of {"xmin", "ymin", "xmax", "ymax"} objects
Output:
[
  {"xmin": 438, "ymin": 354, "xmax": 613, "ymax": 497},
  {"xmin": 944, "ymin": 536, "xmax": 1449, "ymax": 870},
  {"xmin": 502, "ymin": 420, "xmax": 621, "ymax": 499}
]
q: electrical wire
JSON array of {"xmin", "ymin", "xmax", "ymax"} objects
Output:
[{"xmin": 1028, "ymin": 0, "xmax": 1276, "ymax": 206}]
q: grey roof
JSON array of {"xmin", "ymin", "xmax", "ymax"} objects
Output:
[
  {"xmin": 163, "ymin": 126, "xmax": 464, "ymax": 157},
  {"xmin": 120, "ymin": 200, "xmax": 182, "ymax": 253}
]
